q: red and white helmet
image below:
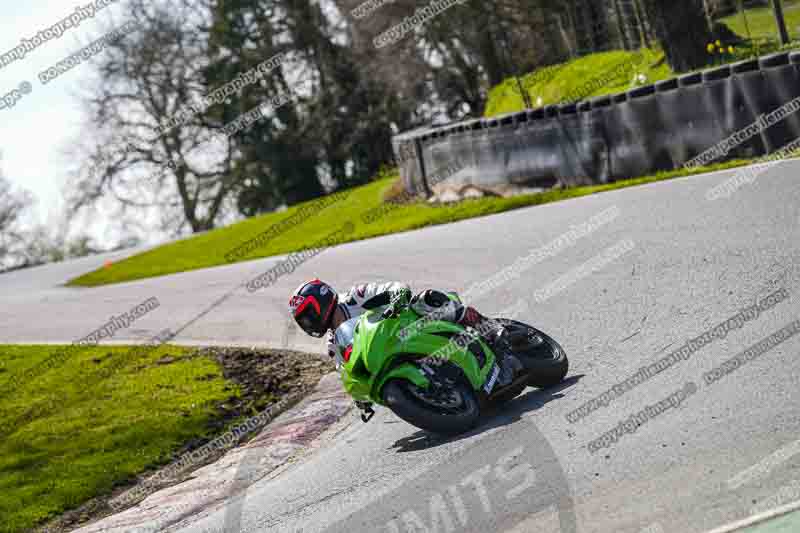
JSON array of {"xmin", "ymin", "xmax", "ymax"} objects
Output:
[{"xmin": 289, "ymin": 279, "xmax": 338, "ymax": 338}]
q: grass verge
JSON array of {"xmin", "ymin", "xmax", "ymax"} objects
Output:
[
  {"xmin": 483, "ymin": 48, "xmax": 673, "ymax": 117},
  {"xmin": 482, "ymin": 9, "xmax": 800, "ymax": 120},
  {"xmin": 0, "ymin": 344, "xmax": 331, "ymax": 533},
  {"xmin": 69, "ymin": 158, "xmax": 757, "ymax": 288},
  {"xmin": 721, "ymin": 0, "xmax": 800, "ymax": 43}
]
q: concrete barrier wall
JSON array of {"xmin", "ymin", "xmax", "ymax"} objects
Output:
[{"xmin": 392, "ymin": 51, "xmax": 800, "ymax": 194}]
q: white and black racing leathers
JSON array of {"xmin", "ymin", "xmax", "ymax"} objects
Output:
[{"xmin": 325, "ymin": 282, "xmax": 469, "ymax": 364}]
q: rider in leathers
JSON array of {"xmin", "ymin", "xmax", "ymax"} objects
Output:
[{"xmin": 288, "ymin": 280, "xmax": 518, "ymax": 407}]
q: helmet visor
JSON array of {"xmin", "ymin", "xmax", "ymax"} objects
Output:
[{"xmin": 297, "ymin": 312, "xmax": 325, "ymax": 338}]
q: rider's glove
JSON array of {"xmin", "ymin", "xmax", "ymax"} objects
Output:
[
  {"xmin": 390, "ymin": 287, "xmax": 412, "ymax": 307},
  {"xmin": 382, "ymin": 287, "xmax": 412, "ymax": 319}
]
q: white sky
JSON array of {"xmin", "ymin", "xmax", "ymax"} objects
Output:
[{"xmin": 0, "ymin": 0, "xmax": 126, "ymax": 238}]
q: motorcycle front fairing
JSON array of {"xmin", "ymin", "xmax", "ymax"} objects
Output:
[{"xmin": 339, "ymin": 308, "xmax": 498, "ymax": 406}]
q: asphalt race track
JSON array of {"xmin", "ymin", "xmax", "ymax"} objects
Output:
[{"xmin": 3, "ymin": 162, "xmax": 800, "ymax": 533}]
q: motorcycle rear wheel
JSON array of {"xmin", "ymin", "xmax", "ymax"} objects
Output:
[{"xmin": 491, "ymin": 319, "xmax": 568, "ymax": 389}]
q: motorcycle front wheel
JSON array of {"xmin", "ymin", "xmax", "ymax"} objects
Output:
[{"xmin": 382, "ymin": 363, "xmax": 481, "ymax": 436}]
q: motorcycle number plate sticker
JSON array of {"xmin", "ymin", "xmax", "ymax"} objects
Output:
[{"xmin": 484, "ymin": 364, "xmax": 500, "ymax": 393}]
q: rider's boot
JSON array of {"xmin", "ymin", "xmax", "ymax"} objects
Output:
[{"xmin": 459, "ymin": 307, "xmax": 521, "ymax": 387}]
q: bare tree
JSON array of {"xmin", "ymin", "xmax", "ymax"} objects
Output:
[
  {"xmin": 66, "ymin": 0, "xmax": 241, "ymax": 235},
  {"xmin": 0, "ymin": 154, "xmax": 34, "ymax": 270}
]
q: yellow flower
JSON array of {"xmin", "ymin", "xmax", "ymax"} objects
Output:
[
  {"xmin": 728, "ymin": 46, "xmax": 735, "ymax": 54},
  {"xmin": 716, "ymin": 39, "xmax": 721, "ymax": 47},
  {"xmin": 707, "ymin": 43, "xmax": 715, "ymax": 53}
]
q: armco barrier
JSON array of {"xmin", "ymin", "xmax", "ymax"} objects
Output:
[{"xmin": 392, "ymin": 51, "xmax": 800, "ymax": 193}]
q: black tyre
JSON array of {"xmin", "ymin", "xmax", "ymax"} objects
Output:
[
  {"xmin": 381, "ymin": 364, "xmax": 481, "ymax": 436},
  {"xmin": 493, "ymin": 319, "xmax": 568, "ymax": 389}
]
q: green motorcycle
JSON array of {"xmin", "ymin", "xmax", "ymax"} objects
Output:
[{"xmin": 335, "ymin": 296, "xmax": 568, "ymax": 435}]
